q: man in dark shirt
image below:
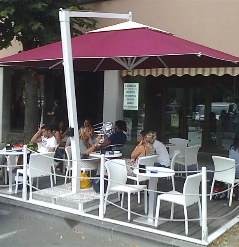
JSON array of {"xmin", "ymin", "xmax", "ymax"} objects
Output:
[
  {"xmin": 101, "ymin": 120, "xmax": 127, "ymax": 147},
  {"xmin": 47, "ymin": 100, "xmax": 62, "ymax": 124}
]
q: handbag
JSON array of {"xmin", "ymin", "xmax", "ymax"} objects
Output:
[
  {"xmin": 71, "ymin": 171, "xmax": 91, "ymax": 189},
  {"xmin": 80, "ymin": 171, "xmax": 91, "ymax": 189}
]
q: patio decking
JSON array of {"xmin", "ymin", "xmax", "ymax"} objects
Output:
[{"xmin": 0, "ymin": 152, "xmax": 238, "ymax": 246}]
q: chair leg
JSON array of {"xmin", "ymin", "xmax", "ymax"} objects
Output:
[
  {"xmin": 104, "ymin": 192, "xmax": 109, "ymax": 214},
  {"xmin": 144, "ymin": 187, "xmax": 148, "ymax": 214},
  {"xmin": 170, "ymin": 202, "xmax": 174, "ymax": 219},
  {"xmin": 210, "ymin": 179, "xmax": 215, "ymax": 201},
  {"xmin": 50, "ymin": 175, "xmax": 53, "ymax": 188},
  {"xmin": 15, "ymin": 171, "xmax": 19, "ymax": 194},
  {"xmin": 137, "ymin": 180, "xmax": 140, "ymax": 204},
  {"xmin": 184, "ymin": 205, "xmax": 188, "ymax": 235},
  {"xmin": 229, "ymin": 184, "xmax": 233, "ymax": 207},
  {"xmin": 155, "ymin": 197, "xmax": 161, "ymax": 227},
  {"xmin": 29, "ymin": 176, "xmax": 33, "ymax": 200},
  {"xmin": 36, "ymin": 177, "xmax": 39, "ymax": 189},
  {"xmin": 64, "ymin": 168, "xmax": 69, "ymax": 184},
  {"xmin": 121, "ymin": 192, "xmax": 125, "ymax": 208},
  {"xmin": 172, "ymin": 176, "xmax": 175, "ymax": 191},
  {"xmin": 127, "ymin": 192, "xmax": 131, "ymax": 222},
  {"xmin": 52, "ymin": 163, "xmax": 56, "ymax": 185}
]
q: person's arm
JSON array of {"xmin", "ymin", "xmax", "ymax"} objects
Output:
[
  {"xmin": 54, "ymin": 131, "xmax": 65, "ymax": 147},
  {"xmin": 130, "ymin": 144, "xmax": 145, "ymax": 162},
  {"xmin": 100, "ymin": 138, "xmax": 111, "ymax": 148},
  {"xmin": 85, "ymin": 136, "xmax": 101, "ymax": 155},
  {"xmin": 31, "ymin": 126, "xmax": 44, "ymax": 143}
]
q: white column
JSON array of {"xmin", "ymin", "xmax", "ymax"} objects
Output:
[
  {"xmin": 0, "ymin": 67, "xmax": 11, "ymax": 143},
  {"xmin": 103, "ymin": 70, "xmax": 123, "ymax": 123}
]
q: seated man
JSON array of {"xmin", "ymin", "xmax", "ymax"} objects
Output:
[
  {"xmin": 31, "ymin": 124, "xmax": 58, "ymax": 153},
  {"xmin": 101, "ymin": 120, "xmax": 127, "ymax": 149}
]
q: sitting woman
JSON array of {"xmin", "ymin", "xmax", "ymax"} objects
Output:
[
  {"xmin": 79, "ymin": 126, "xmax": 101, "ymax": 157},
  {"xmin": 84, "ymin": 119, "xmax": 95, "ymax": 145},
  {"xmin": 126, "ymin": 131, "xmax": 156, "ymax": 176}
]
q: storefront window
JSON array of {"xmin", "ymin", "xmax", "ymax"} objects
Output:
[{"xmin": 123, "ymin": 75, "xmax": 146, "ymax": 144}]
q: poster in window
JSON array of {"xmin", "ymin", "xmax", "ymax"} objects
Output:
[{"xmin": 123, "ymin": 83, "xmax": 139, "ymax": 110}]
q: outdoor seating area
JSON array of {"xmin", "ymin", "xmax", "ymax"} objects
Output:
[{"xmin": 0, "ymin": 146, "xmax": 238, "ymax": 245}]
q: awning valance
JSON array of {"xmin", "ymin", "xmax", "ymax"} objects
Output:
[{"xmin": 122, "ymin": 67, "xmax": 239, "ymax": 77}]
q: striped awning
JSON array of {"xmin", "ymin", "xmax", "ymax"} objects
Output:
[{"xmin": 122, "ymin": 67, "xmax": 239, "ymax": 77}]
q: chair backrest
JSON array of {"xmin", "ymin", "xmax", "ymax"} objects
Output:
[
  {"xmin": 105, "ymin": 159, "xmax": 127, "ymax": 190},
  {"xmin": 65, "ymin": 146, "xmax": 72, "ymax": 169},
  {"xmin": 137, "ymin": 155, "xmax": 159, "ymax": 169},
  {"xmin": 183, "ymin": 172, "xmax": 202, "ymax": 206},
  {"xmin": 212, "ymin": 156, "xmax": 236, "ymax": 184},
  {"xmin": 168, "ymin": 138, "xmax": 188, "ymax": 157},
  {"xmin": 185, "ymin": 145, "xmax": 200, "ymax": 165},
  {"xmin": 170, "ymin": 150, "xmax": 180, "ymax": 170},
  {"xmin": 29, "ymin": 152, "xmax": 55, "ymax": 178}
]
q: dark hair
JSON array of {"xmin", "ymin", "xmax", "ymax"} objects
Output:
[
  {"xmin": 115, "ymin": 120, "xmax": 127, "ymax": 132},
  {"xmin": 231, "ymin": 132, "xmax": 239, "ymax": 150},
  {"xmin": 140, "ymin": 129, "xmax": 148, "ymax": 137},
  {"xmin": 42, "ymin": 124, "xmax": 54, "ymax": 132},
  {"xmin": 54, "ymin": 100, "xmax": 59, "ymax": 105}
]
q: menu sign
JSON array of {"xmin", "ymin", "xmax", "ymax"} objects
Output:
[{"xmin": 123, "ymin": 83, "xmax": 139, "ymax": 110}]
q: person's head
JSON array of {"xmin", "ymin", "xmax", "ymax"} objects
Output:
[
  {"xmin": 54, "ymin": 100, "xmax": 59, "ymax": 106},
  {"xmin": 144, "ymin": 131, "xmax": 157, "ymax": 144},
  {"xmin": 84, "ymin": 119, "xmax": 92, "ymax": 128},
  {"xmin": 114, "ymin": 120, "xmax": 127, "ymax": 132},
  {"xmin": 58, "ymin": 121, "xmax": 64, "ymax": 130},
  {"xmin": 41, "ymin": 124, "xmax": 54, "ymax": 138},
  {"xmin": 232, "ymin": 132, "xmax": 239, "ymax": 148},
  {"xmin": 139, "ymin": 129, "xmax": 148, "ymax": 142},
  {"xmin": 79, "ymin": 126, "xmax": 91, "ymax": 141}
]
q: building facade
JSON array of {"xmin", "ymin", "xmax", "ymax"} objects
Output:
[{"xmin": 1, "ymin": 0, "xmax": 239, "ymax": 153}]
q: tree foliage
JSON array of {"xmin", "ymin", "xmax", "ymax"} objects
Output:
[
  {"xmin": 0, "ymin": 0, "xmax": 97, "ymax": 50},
  {"xmin": 0, "ymin": 0, "xmax": 97, "ymax": 142}
]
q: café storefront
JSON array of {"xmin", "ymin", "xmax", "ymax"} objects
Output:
[{"xmin": 122, "ymin": 67, "xmax": 239, "ymax": 154}]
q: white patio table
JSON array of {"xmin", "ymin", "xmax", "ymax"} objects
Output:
[
  {"xmin": 133, "ymin": 166, "xmax": 175, "ymax": 226},
  {"xmin": 0, "ymin": 148, "xmax": 27, "ymax": 194},
  {"xmin": 89, "ymin": 151, "xmax": 122, "ymax": 159}
]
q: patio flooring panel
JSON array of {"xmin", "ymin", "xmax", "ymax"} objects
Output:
[{"xmin": 0, "ymin": 167, "xmax": 239, "ymax": 242}]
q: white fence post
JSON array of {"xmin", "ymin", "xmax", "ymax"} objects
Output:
[
  {"xmin": 22, "ymin": 145, "xmax": 27, "ymax": 201},
  {"xmin": 201, "ymin": 166, "xmax": 208, "ymax": 244},
  {"xmin": 99, "ymin": 154, "xmax": 105, "ymax": 219}
]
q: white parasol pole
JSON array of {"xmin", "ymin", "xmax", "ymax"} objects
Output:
[{"xmin": 59, "ymin": 9, "xmax": 132, "ymax": 193}]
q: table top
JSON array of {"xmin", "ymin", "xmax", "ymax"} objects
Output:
[
  {"xmin": 133, "ymin": 166, "xmax": 175, "ymax": 178},
  {"xmin": 0, "ymin": 148, "xmax": 26, "ymax": 155},
  {"xmin": 90, "ymin": 151, "xmax": 122, "ymax": 158}
]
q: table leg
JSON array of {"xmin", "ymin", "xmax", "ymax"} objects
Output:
[{"xmin": 133, "ymin": 177, "xmax": 158, "ymax": 226}]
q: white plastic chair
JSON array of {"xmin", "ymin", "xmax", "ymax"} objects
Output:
[
  {"xmin": 15, "ymin": 152, "xmax": 55, "ymax": 198},
  {"xmin": 127, "ymin": 155, "xmax": 158, "ymax": 203},
  {"xmin": 155, "ymin": 172, "xmax": 202, "ymax": 235},
  {"xmin": 210, "ymin": 156, "xmax": 236, "ymax": 207},
  {"xmin": 176, "ymin": 145, "xmax": 200, "ymax": 177},
  {"xmin": 168, "ymin": 138, "xmax": 188, "ymax": 159},
  {"xmin": 169, "ymin": 150, "xmax": 180, "ymax": 191},
  {"xmin": 64, "ymin": 146, "xmax": 100, "ymax": 183},
  {"xmin": 104, "ymin": 159, "xmax": 147, "ymax": 221}
]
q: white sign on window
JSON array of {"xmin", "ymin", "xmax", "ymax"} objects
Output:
[{"xmin": 123, "ymin": 83, "xmax": 139, "ymax": 110}]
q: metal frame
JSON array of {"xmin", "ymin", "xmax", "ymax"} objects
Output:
[{"xmin": 59, "ymin": 9, "xmax": 131, "ymax": 192}]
